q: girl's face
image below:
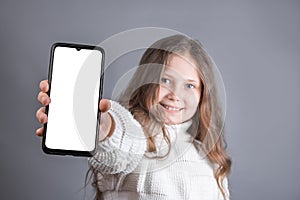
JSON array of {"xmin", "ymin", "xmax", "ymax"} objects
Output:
[{"xmin": 158, "ymin": 54, "xmax": 201, "ymax": 125}]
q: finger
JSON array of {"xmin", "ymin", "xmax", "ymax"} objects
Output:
[
  {"xmin": 39, "ymin": 80, "xmax": 49, "ymax": 93},
  {"xmin": 99, "ymin": 99, "xmax": 111, "ymax": 113},
  {"xmin": 36, "ymin": 127, "xmax": 44, "ymax": 137},
  {"xmin": 99, "ymin": 112, "xmax": 113, "ymax": 141},
  {"xmin": 37, "ymin": 91, "xmax": 51, "ymax": 106},
  {"xmin": 36, "ymin": 107, "xmax": 48, "ymax": 124}
]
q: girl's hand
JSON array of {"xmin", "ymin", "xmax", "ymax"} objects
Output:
[
  {"xmin": 35, "ymin": 80, "xmax": 114, "ymax": 140},
  {"xmin": 35, "ymin": 80, "xmax": 50, "ymax": 136},
  {"xmin": 98, "ymin": 99, "xmax": 114, "ymax": 141}
]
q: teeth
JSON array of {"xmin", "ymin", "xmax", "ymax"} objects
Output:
[{"xmin": 163, "ymin": 104, "xmax": 181, "ymax": 111}]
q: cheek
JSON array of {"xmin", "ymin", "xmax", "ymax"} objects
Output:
[
  {"xmin": 158, "ymin": 86, "xmax": 168, "ymax": 101},
  {"xmin": 194, "ymin": 90, "xmax": 201, "ymax": 104},
  {"xmin": 186, "ymin": 90, "xmax": 201, "ymax": 104},
  {"xmin": 184, "ymin": 90, "xmax": 201, "ymax": 115}
]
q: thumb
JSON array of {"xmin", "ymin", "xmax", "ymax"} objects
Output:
[{"xmin": 99, "ymin": 99, "xmax": 111, "ymax": 113}]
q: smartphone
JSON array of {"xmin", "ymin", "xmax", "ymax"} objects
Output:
[{"xmin": 42, "ymin": 43, "xmax": 104, "ymax": 157}]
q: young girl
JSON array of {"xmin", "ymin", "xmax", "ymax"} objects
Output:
[{"xmin": 36, "ymin": 34, "xmax": 231, "ymax": 199}]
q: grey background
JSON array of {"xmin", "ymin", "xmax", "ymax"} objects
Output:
[{"xmin": 1, "ymin": 0, "xmax": 299, "ymax": 199}]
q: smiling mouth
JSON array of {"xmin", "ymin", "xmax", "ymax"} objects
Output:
[{"xmin": 160, "ymin": 103, "xmax": 183, "ymax": 111}]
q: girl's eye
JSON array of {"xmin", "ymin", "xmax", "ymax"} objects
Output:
[
  {"xmin": 186, "ymin": 83, "xmax": 195, "ymax": 89},
  {"xmin": 161, "ymin": 77, "xmax": 170, "ymax": 84}
]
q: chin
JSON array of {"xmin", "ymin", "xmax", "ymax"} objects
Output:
[{"xmin": 164, "ymin": 119, "xmax": 183, "ymax": 125}]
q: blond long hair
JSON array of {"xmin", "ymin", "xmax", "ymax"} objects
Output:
[{"xmin": 90, "ymin": 34, "xmax": 231, "ymax": 199}]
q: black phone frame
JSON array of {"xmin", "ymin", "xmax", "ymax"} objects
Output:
[{"xmin": 42, "ymin": 42, "xmax": 105, "ymax": 157}]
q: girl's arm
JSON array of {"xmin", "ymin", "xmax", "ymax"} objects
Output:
[{"xmin": 88, "ymin": 100, "xmax": 147, "ymax": 175}]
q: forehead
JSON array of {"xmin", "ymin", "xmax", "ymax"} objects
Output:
[{"xmin": 164, "ymin": 54, "xmax": 200, "ymax": 82}]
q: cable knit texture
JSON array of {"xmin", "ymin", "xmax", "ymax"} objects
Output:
[{"xmin": 88, "ymin": 101, "xmax": 229, "ymax": 200}]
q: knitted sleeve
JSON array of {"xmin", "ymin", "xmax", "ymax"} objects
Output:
[{"xmin": 88, "ymin": 100, "xmax": 147, "ymax": 175}]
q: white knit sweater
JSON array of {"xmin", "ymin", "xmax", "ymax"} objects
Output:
[{"xmin": 89, "ymin": 101, "xmax": 229, "ymax": 200}]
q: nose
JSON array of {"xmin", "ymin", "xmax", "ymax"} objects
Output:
[{"xmin": 166, "ymin": 85, "xmax": 181, "ymax": 101}]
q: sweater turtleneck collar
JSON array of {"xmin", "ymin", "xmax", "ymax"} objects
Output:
[
  {"xmin": 165, "ymin": 120, "xmax": 193, "ymax": 142},
  {"xmin": 165, "ymin": 120, "xmax": 192, "ymax": 133}
]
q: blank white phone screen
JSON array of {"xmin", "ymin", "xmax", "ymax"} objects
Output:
[{"xmin": 45, "ymin": 46, "xmax": 103, "ymax": 152}]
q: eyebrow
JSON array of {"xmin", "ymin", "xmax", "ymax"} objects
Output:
[{"xmin": 186, "ymin": 79, "xmax": 200, "ymax": 84}]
